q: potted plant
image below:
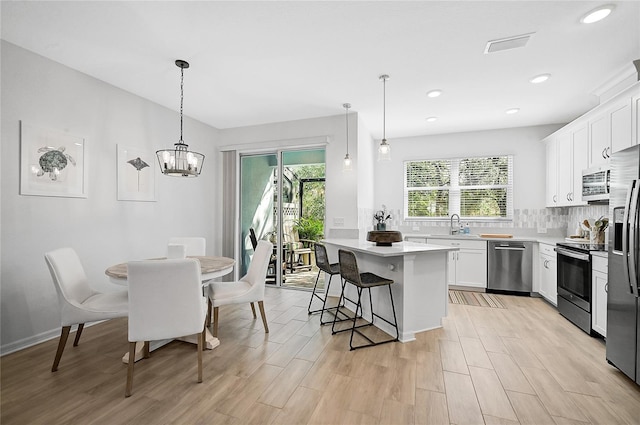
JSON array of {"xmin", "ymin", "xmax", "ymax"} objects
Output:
[
  {"xmin": 374, "ymin": 205, "xmax": 392, "ymax": 231},
  {"xmin": 293, "ymin": 217, "xmax": 324, "ymax": 242}
]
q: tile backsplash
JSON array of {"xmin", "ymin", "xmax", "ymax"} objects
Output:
[{"xmin": 359, "ymin": 205, "xmax": 610, "ymax": 238}]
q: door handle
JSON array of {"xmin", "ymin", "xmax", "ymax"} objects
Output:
[{"xmin": 629, "ymin": 179, "xmax": 639, "ymax": 297}]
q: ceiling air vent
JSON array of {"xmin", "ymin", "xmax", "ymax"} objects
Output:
[{"xmin": 484, "ymin": 32, "xmax": 535, "ymax": 54}]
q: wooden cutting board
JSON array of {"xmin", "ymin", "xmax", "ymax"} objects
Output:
[{"xmin": 479, "ymin": 233, "xmax": 513, "ymax": 238}]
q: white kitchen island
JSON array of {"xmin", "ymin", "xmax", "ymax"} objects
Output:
[{"xmin": 322, "ymin": 238, "xmax": 458, "ymax": 342}]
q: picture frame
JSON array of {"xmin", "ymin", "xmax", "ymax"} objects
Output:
[
  {"xmin": 117, "ymin": 144, "xmax": 156, "ymax": 202},
  {"xmin": 20, "ymin": 121, "xmax": 87, "ymax": 198}
]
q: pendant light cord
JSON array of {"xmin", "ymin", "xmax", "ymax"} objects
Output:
[
  {"xmin": 382, "ymin": 76, "xmax": 386, "ymax": 141},
  {"xmin": 179, "ymin": 65, "xmax": 184, "ymax": 144},
  {"xmin": 345, "ymin": 104, "xmax": 350, "ymax": 154}
]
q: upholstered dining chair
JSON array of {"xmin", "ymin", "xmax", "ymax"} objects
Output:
[
  {"xmin": 125, "ymin": 258, "xmax": 206, "ymax": 397},
  {"xmin": 207, "ymin": 240, "xmax": 272, "ymax": 338},
  {"xmin": 168, "ymin": 237, "xmax": 206, "ymax": 256},
  {"xmin": 44, "ymin": 247, "xmax": 128, "ymax": 372}
]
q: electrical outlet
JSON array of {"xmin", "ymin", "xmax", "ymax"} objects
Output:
[
  {"xmin": 333, "ymin": 217, "xmax": 344, "ymax": 227},
  {"xmin": 537, "ymin": 227, "xmax": 547, "ymax": 234},
  {"xmin": 412, "ymin": 226, "xmax": 420, "ymax": 231}
]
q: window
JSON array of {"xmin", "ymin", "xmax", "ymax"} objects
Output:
[{"xmin": 404, "ymin": 155, "xmax": 513, "ymax": 220}]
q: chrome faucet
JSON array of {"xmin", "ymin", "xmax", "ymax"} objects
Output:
[{"xmin": 450, "ymin": 214, "xmax": 460, "ymax": 235}]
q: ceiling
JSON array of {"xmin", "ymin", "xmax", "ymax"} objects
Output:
[{"xmin": 2, "ymin": 1, "xmax": 639, "ymax": 140}]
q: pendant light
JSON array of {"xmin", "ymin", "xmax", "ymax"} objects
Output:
[
  {"xmin": 156, "ymin": 60, "xmax": 205, "ymax": 177},
  {"xmin": 342, "ymin": 103, "xmax": 352, "ymax": 172},
  {"xmin": 378, "ymin": 74, "xmax": 391, "ymax": 161}
]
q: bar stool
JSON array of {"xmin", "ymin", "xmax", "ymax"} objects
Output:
[
  {"xmin": 308, "ymin": 243, "xmax": 346, "ymax": 325},
  {"xmin": 332, "ymin": 249, "xmax": 399, "ymax": 350}
]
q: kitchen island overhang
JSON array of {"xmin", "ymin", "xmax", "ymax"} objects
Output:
[{"xmin": 322, "ymin": 239, "xmax": 459, "ymax": 342}]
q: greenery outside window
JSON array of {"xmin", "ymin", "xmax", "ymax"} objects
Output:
[{"xmin": 404, "ymin": 155, "xmax": 513, "ymax": 220}]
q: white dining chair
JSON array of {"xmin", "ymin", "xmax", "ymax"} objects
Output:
[
  {"xmin": 207, "ymin": 240, "xmax": 272, "ymax": 337},
  {"xmin": 125, "ymin": 258, "xmax": 206, "ymax": 397},
  {"xmin": 44, "ymin": 247, "xmax": 128, "ymax": 372},
  {"xmin": 168, "ymin": 237, "xmax": 206, "ymax": 256},
  {"xmin": 167, "ymin": 243, "xmax": 187, "ymax": 259}
]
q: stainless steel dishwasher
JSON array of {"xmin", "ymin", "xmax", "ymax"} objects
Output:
[{"xmin": 487, "ymin": 241, "xmax": 533, "ymax": 294}]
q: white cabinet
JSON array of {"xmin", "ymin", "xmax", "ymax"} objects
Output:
[
  {"xmin": 427, "ymin": 238, "xmax": 487, "ymax": 289},
  {"xmin": 538, "ymin": 243, "xmax": 557, "ymax": 306},
  {"xmin": 589, "ymin": 112, "xmax": 610, "ymax": 166},
  {"xmin": 545, "ymin": 138, "xmax": 558, "ymax": 207},
  {"xmin": 544, "ymin": 83, "xmax": 639, "ymax": 206},
  {"xmin": 589, "ymin": 96, "xmax": 633, "ymax": 167},
  {"xmin": 592, "ymin": 255, "xmax": 608, "ymax": 337},
  {"xmin": 548, "ymin": 123, "xmax": 587, "ymax": 207},
  {"xmin": 633, "ymin": 91, "xmax": 640, "ymax": 147}
]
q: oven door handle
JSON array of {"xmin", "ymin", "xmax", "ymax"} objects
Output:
[{"xmin": 555, "ymin": 247, "xmax": 590, "ymax": 262}]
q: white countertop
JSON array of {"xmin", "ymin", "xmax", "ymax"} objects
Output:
[
  {"xmin": 321, "ymin": 238, "xmax": 458, "ymax": 257},
  {"xmin": 405, "ymin": 233, "xmax": 566, "ymax": 245}
]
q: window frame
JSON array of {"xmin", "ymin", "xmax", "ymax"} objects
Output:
[{"xmin": 403, "ymin": 155, "xmax": 513, "ymax": 222}]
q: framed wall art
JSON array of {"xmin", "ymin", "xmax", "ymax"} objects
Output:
[
  {"xmin": 20, "ymin": 121, "xmax": 87, "ymax": 198},
  {"xmin": 117, "ymin": 144, "xmax": 156, "ymax": 202}
]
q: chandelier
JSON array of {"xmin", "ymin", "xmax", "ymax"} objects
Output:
[{"xmin": 156, "ymin": 60, "xmax": 205, "ymax": 177}]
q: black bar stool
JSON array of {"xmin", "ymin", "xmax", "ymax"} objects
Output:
[
  {"xmin": 308, "ymin": 243, "xmax": 348, "ymax": 325},
  {"xmin": 332, "ymin": 249, "xmax": 399, "ymax": 350}
]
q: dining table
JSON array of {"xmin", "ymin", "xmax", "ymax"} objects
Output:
[{"xmin": 105, "ymin": 255, "xmax": 235, "ymax": 364}]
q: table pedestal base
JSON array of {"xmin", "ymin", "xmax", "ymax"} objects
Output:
[{"xmin": 121, "ymin": 329, "xmax": 220, "ymax": 364}]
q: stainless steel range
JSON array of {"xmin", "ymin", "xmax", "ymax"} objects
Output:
[{"xmin": 556, "ymin": 241, "xmax": 607, "ymax": 334}]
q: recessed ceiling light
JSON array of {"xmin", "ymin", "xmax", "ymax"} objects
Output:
[
  {"xmin": 530, "ymin": 74, "xmax": 551, "ymax": 84},
  {"xmin": 426, "ymin": 90, "xmax": 442, "ymax": 98},
  {"xmin": 506, "ymin": 108, "xmax": 520, "ymax": 115},
  {"xmin": 425, "ymin": 117, "xmax": 438, "ymax": 122},
  {"xmin": 580, "ymin": 4, "xmax": 615, "ymax": 24}
]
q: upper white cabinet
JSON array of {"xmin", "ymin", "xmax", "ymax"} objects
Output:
[
  {"xmin": 544, "ymin": 82, "xmax": 639, "ymax": 206},
  {"xmin": 588, "ymin": 96, "xmax": 633, "ymax": 167},
  {"xmin": 633, "ymin": 91, "xmax": 640, "ymax": 146},
  {"xmin": 547, "ymin": 123, "xmax": 588, "ymax": 207},
  {"xmin": 545, "ymin": 138, "xmax": 558, "ymax": 207}
]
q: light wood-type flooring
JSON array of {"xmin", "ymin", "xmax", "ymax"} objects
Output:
[{"xmin": 2, "ymin": 287, "xmax": 640, "ymax": 424}]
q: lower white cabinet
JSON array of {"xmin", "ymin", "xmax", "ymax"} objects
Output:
[
  {"xmin": 592, "ymin": 255, "xmax": 608, "ymax": 337},
  {"xmin": 427, "ymin": 238, "xmax": 487, "ymax": 288},
  {"xmin": 538, "ymin": 243, "xmax": 557, "ymax": 305}
]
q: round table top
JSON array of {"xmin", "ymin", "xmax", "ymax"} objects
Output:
[{"xmin": 105, "ymin": 256, "xmax": 235, "ymax": 280}]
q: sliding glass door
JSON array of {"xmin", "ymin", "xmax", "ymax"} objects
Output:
[{"xmin": 239, "ymin": 148, "xmax": 325, "ymax": 289}]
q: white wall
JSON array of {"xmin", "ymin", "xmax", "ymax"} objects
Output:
[
  {"xmin": 372, "ymin": 125, "xmax": 562, "ymax": 232},
  {"xmin": 0, "ymin": 42, "xmax": 219, "ymax": 353}
]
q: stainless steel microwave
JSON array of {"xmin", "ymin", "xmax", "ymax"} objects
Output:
[{"xmin": 582, "ymin": 165, "xmax": 610, "ymax": 202}]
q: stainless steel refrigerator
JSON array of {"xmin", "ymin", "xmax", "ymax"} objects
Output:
[{"xmin": 607, "ymin": 144, "xmax": 640, "ymax": 385}]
